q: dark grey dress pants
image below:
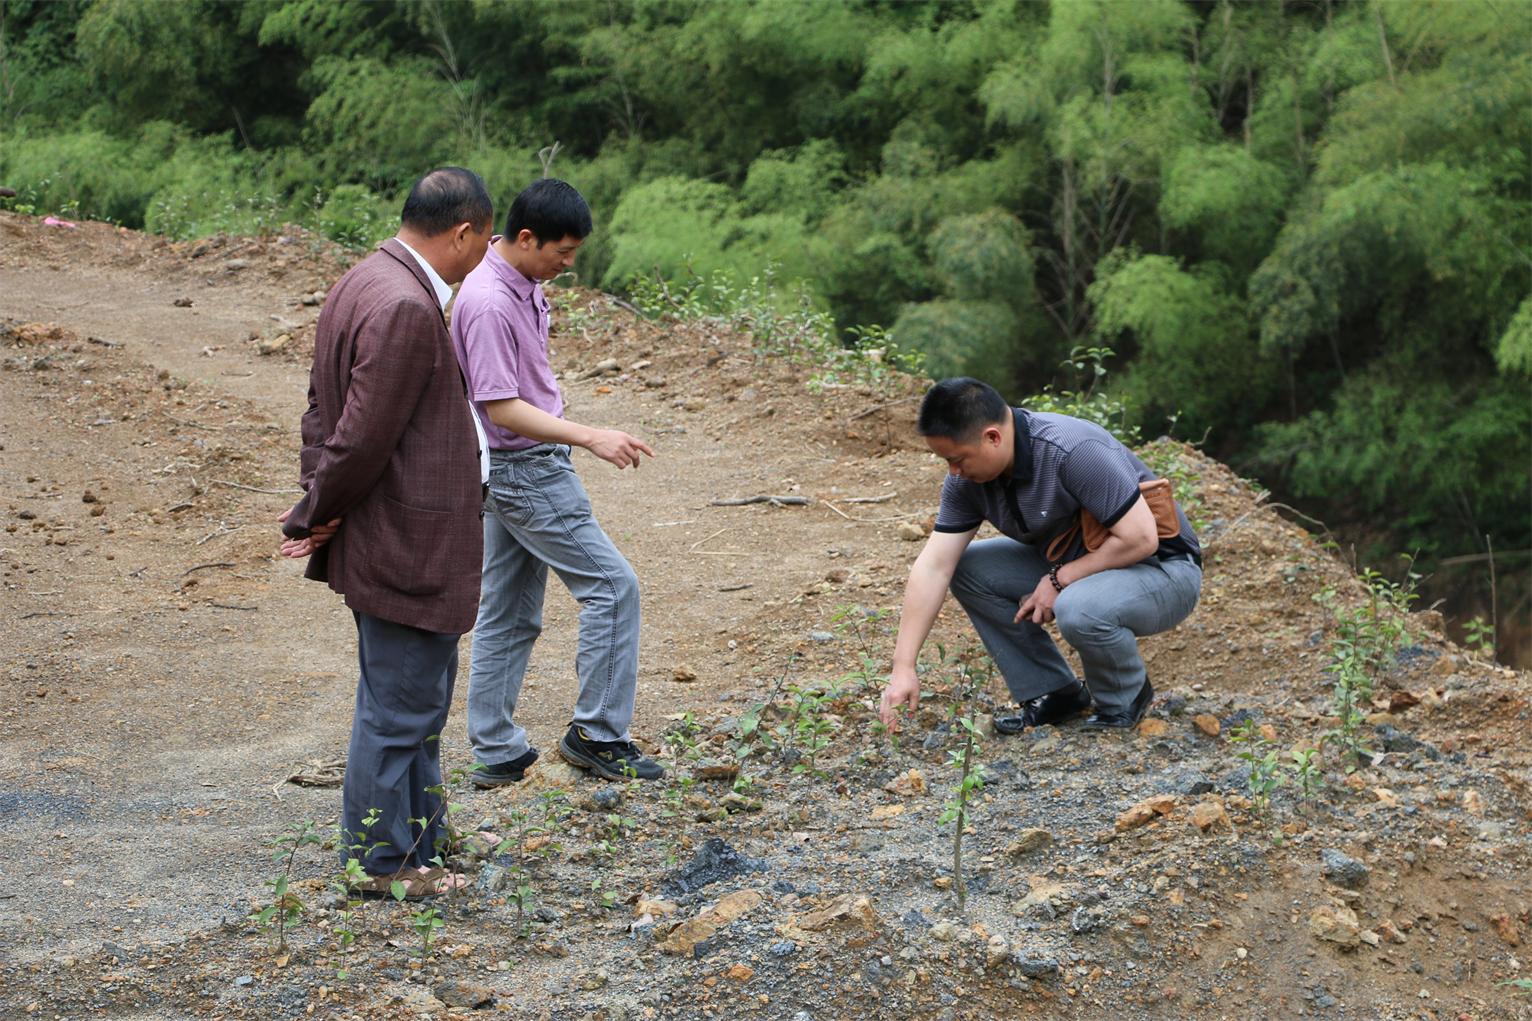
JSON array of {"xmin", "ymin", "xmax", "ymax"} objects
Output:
[
  {"xmin": 342, "ymin": 611, "xmax": 459, "ymax": 874},
  {"xmin": 950, "ymin": 537, "xmax": 1201, "ymax": 713}
]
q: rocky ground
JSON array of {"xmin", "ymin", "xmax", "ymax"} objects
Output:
[{"xmin": 1, "ymin": 211, "xmax": 1529, "ymax": 1020}]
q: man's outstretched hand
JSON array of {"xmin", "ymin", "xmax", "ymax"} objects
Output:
[
  {"xmin": 879, "ymin": 668, "xmax": 921, "ymax": 729},
  {"xmin": 278, "ymin": 507, "xmax": 341, "ymax": 559},
  {"xmin": 587, "ymin": 428, "xmax": 654, "ymax": 470}
]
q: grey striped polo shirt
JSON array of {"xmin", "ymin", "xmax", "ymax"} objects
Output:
[{"xmin": 933, "ymin": 409, "xmax": 1200, "ymax": 564}]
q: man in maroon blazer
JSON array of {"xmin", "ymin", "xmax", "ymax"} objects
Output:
[{"xmin": 280, "ymin": 167, "xmax": 492, "ymax": 896}]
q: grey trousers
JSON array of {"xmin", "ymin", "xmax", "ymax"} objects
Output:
[
  {"xmin": 949, "ymin": 537, "xmax": 1201, "ymax": 713},
  {"xmin": 342, "ymin": 611, "xmax": 459, "ymax": 874},
  {"xmin": 467, "ymin": 445, "xmax": 640, "ymax": 765}
]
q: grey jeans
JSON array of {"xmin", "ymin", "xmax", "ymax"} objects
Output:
[
  {"xmin": 950, "ymin": 537, "xmax": 1201, "ymax": 713},
  {"xmin": 467, "ymin": 445, "xmax": 639, "ymax": 764}
]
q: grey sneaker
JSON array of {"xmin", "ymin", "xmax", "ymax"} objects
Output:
[{"xmin": 558, "ymin": 725, "xmax": 665, "ymax": 781}]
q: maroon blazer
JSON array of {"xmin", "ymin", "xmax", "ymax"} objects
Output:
[{"xmin": 283, "ymin": 240, "xmax": 483, "ymax": 635}]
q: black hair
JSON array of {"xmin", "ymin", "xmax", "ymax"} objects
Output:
[
  {"xmin": 917, "ymin": 377, "xmax": 1010, "ymax": 441},
  {"xmin": 504, "ymin": 178, "xmax": 593, "ymax": 245},
  {"xmin": 400, "ymin": 167, "xmax": 494, "ymax": 236}
]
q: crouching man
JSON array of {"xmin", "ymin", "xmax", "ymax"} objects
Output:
[{"xmin": 879, "ymin": 378, "xmax": 1202, "ymax": 733}]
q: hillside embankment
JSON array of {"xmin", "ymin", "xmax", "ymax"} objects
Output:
[{"xmin": 1, "ymin": 212, "xmax": 1528, "ymax": 1020}]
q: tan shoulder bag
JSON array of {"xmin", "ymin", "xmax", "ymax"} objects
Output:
[{"xmin": 1044, "ymin": 479, "xmax": 1181, "ymax": 563}]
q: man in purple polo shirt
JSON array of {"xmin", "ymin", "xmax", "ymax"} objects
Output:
[{"xmin": 450, "ymin": 178, "xmax": 664, "ymax": 783}]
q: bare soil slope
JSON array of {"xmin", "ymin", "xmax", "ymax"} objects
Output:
[{"xmin": 1, "ymin": 212, "xmax": 1528, "ymax": 1021}]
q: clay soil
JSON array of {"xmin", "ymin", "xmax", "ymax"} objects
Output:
[{"xmin": 1, "ymin": 211, "xmax": 1529, "ymax": 1021}]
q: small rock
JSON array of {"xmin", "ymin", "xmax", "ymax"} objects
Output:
[
  {"xmin": 1320, "ymin": 849, "xmax": 1369, "ymax": 890},
  {"xmin": 173, "ymin": 297, "xmax": 194, "ymax": 308},
  {"xmin": 519, "ymin": 758, "xmax": 588, "ymax": 794},
  {"xmin": 1376, "ymin": 920, "xmax": 1407, "ymax": 944},
  {"xmin": 434, "ymin": 980, "xmax": 495, "ymax": 1009},
  {"xmin": 723, "ymin": 963, "xmax": 754, "ymax": 982},
  {"xmin": 224, "ymin": 258, "xmax": 251, "ymax": 271},
  {"xmin": 985, "ymin": 936, "xmax": 1010, "ymax": 970},
  {"xmin": 929, "ymin": 921, "xmax": 957, "ymax": 942},
  {"xmin": 1137, "ymin": 718, "xmax": 1170, "ymax": 738},
  {"xmin": 885, "ymin": 768, "xmax": 926, "ymax": 797},
  {"xmin": 233, "ymin": 976, "xmax": 253, "ymax": 987},
  {"xmin": 1461, "ymin": 790, "xmax": 1485, "ymax": 814},
  {"xmin": 579, "ymin": 785, "xmax": 625, "ymax": 812},
  {"xmin": 636, "ymin": 898, "xmax": 679, "ymax": 918},
  {"xmin": 769, "ymin": 940, "xmax": 797, "ymax": 957},
  {"xmin": 1014, "ymin": 955, "xmax": 1059, "ymax": 979},
  {"xmin": 693, "ymin": 758, "xmax": 739, "ymax": 782},
  {"xmin": 1359, "ymin": 929, "xmax": 1381, "ymax": 947},
  {"xmin": 394, "ymin": 985, "xmax": 447, "ymax": 1014},
  {"xmin": 809, "ymin": 630, "xmax": 835, "ymax": 642},
  {"xmin": 1309, "ymin": 905, "xmax": 1361, "ymax": 948},
  {"xmin": 1192, "ymin": 714, "xmax": 1221, "ymax": 737},
  {"xmin": 795, "ymin": 895, "xmax": 878, "ymax": 933},
  {"xmin": 720, "ymin": 792, "xmax": 761, "ymax": 813},
  {"xmin": 1005, "ymin": 829, "xmax": 1053, "ymax": 856},
  {"xmin": 897, "ymin": 521, "xmax": 926, "ymax": 542},
  {"xmin": 1189, "ymin": 800, "xmax": 1230, "ymax": 833},
  {"xmin": 256, "ymin": 333, "xmax": 292, "ymax": 356},
  {"xmin": 301, "ymin": 291, "xmax": 327, "ymax": 306},
  {"xmin": 1490, "ymin": 913, "xmax": 1522, "ymax": 947},
  {"xmin": 673, "ymin": 664, "xmax": 698, "ymax": 683},
  {"xmin": 1116, "ymin": 794, "xmax": 1176, "ymax": 831}
]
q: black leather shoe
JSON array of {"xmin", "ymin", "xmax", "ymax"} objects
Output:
[
  {"xmin": 994, "ymin": 681, "xmax": 1092, "ymax": 734},
  {"xmin": 471, "ymin": 746, "xmax": 540, "ymax": 788},
  {"xmin": 1082, "ymin": 679, "xmax": 1155, "ymax": 730}
]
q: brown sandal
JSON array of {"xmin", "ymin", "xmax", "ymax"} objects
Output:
[{"xmin": 354, "ymin": 867, "xmax": 465, "ymax": 902}]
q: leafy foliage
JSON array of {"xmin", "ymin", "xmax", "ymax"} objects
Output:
[{"xmin": 0, "ymin": 0, "xmax": 1525, "ymax": 583}]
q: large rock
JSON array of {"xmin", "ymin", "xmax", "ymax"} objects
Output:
[{"xmin": 658, "ymin": 888, "xmax": 763, "ymax": 956}]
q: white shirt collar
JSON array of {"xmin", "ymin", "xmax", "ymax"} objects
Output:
[{"xmin": 393, "ymin": 237, "xmax": 454, "ymax": 310}]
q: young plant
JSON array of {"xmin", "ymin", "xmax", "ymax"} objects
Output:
[
  {"xmin": 250, "ymin": 820, "xmax": 325, "ymax": 952},
  {"xmin": 1288, "ymin": 747, "xmax": 1322, "ymax": 800},
  {"xmin": 409, "ymin": 903, "xmax": 445, "ymax": 956},
  {"xmin": 331, "ymin": 808, "xmax": 388, "ymax": 954},
  {"xmin": 1315, "ymin": 560, "xmax": 1419, "ymax": 768},
  {"xmin": 1463, "ymin": 615, "xmax": 1495, "ymax": 659},
  {"xmin": 938, "ymin": 656, "xmax": 988, "ymax": 912},
  {"xmin": 1229, "ymin": 720, "xmax": 1283, "ymax": 816}
]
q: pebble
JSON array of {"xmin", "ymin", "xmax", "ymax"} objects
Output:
[
  {"xmin": 1309, "ymin": 905, "xmax": 1361, "ymax": 948},
  {"xmin": 1014, "ymin": 955, "xmax": 1059, "ymax": 979},
  {"xmin": 1006, "ymin": 828, "xmax": 1053, "ymax": 856},
  {"xmin": 769, "ymin": 940, "xmax": 798, "ymax": 957},
  {"xmin": 1320, "ymin": 848, "xmax": 1369, "ymax": 889},
  {"xmin": 1192, "ymin": 714, "xmax": 1221, "ymax": 737},
  {"xmin": 434, "ymin": 979, "xmax": 495, "ymax": 1008}
]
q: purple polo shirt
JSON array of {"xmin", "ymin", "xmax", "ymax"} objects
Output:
[{"xmin": 449, "ymin": 238, "xmax": 563, "ymax": 451}]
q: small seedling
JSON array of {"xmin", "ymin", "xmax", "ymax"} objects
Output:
[
  {"xmin": 1463, "ymin": 616, "xmax": 1495, "ymax": 659},
  {"xmin": 938, "ymin": 654, "xmax": 988, "ymax": 912},
  {"xmin": 1229, "ymin": 720, "xmax": 1283, "ymax": 816},
  {"xmin": 250, "ymin": 820, "xmax": 325, "ymax": 952},
  {"xmin": 1289, "ymin": 747, "xmax": 1322, "ymax": 800}
]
